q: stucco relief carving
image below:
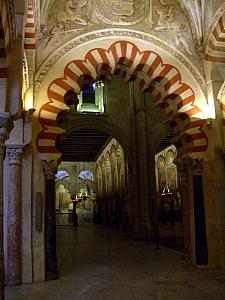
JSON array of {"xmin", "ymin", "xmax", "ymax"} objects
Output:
[
  {"xmin": 153, "ymin": 1, "xmax": 185, "ymax": 32},
  {"xmin": 48, "ymin": 0, "xmax": 88, "ymax": 28},
  {"xmin": 34, "ymin": 30, "xmax": 206, "ymax": 97},
  {"xmin": 43, "ymin": 0, "xmax": 88, "ymax": 47},
  {"xmin": 93, "ymin": 0, "xmax": 151, "ymax": 25},
  {"xmin": 175, "ymin": 33, "xmax": 192, "ymax": 56}
]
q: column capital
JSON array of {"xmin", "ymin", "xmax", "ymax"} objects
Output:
[
  {"xmin": 191, "ymin": 158, "xmax": 203, "ymax": 175},
  {"xmin": 42, "ymin": 160, "xmax": 58, "ymax": 180},
  {"xmin": 6, "ymin": 145, "xmax": 23, "ymax": 166}
]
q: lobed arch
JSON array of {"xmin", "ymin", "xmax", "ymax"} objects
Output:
[
  {"xmin": 205, "ymin": 5, "xmax": 225, "ymax": 64},
  {"xmin": 36, "ymin": 38, "xmax": 210, "ymax": 158}
]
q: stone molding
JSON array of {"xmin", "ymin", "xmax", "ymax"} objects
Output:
[
  {"xmin": 6, "ymin": 146, "xmax": 23, "ymax": 166},
  {"xmin": 42, "ymin": 160, "xmax": 58, "ymax": 180}
]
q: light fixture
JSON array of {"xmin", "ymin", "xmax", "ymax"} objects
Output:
[
  {"xmin": 23, "ymin": 108, "xmax": 36, "ymax": 122},
  {"xmin": 160, "ymin": 151, "xmax": 173, "ymax": 198}
]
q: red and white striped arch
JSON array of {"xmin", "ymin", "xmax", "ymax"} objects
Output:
[
  {"xmin": 37, "ymin": 40, "xmax": 208, "ymax": 157},
  {"xmin": 0, "ymin": 0, "xmax": 10, "ymax": 110},
  {"xmin": 24, "ymin": 0, "xmax": 36, "ymax": 50},
  {"xmin": 205, "ymin": 11, "xmax": 225, "ymax": 63}
]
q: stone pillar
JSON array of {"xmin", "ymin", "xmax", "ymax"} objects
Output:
[
  {"xmin": 0, "ymin": 113, "xmax": 13, "ymax": 297},
  {"xmin": 6, "ymin": 145, "xmax": 23, "ymax": 285},
  {"xmin": 191, "ymin": 159, "xmax": 208, "ymax": 266},
  {"xmin": 175, "ymin": 157, "xmax": 193, "ymax": 261},
  {"xmin": 42, "ymin": 160, "xmax": 58, "ymax": 281},
  {"xmin": 133, "ymin": 89, "xmax": 152, "ymax": 238},
  {"xmin": 0, "ymin": 135, "xmax": 5, "ymax": 298}
]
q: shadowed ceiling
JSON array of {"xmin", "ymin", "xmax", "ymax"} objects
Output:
[{"xmin": 56, "ymin": 128, "xmax": 111, "ymax": 161}]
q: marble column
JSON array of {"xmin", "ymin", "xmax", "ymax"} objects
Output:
[
  {"xmin": 6, "ymin": 145, "xmax": 23, "ymax": 285},
  {"xmin": 174, "ymin": 157, "xmax": 192, "ymax": 260},
  {"xmin": 134, "ymin": 92, "xmax": 152, "ymax": 238},
  {"xmin": 43, "ymin": 160, "xmax": 58, "ymax": 281},
  {"xmin": 191, "ymin": 159, "xmax": 208, "ymax": 266},
  {"xmin": 0, "ymin": 135, "xmax": 4, "ymax": 298},
  {"xmin": 0, "ymin": 113, "xmax": 13, "ymax": 297}
]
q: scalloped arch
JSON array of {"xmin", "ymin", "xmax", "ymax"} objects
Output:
[{"xmin": 37, "ymin": 40, "xmax": 208, "ymax": 157}]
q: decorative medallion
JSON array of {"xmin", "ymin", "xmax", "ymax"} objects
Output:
[{"xmin": 93, "ymin": 0, "xmax": 151, "ymax": 25}]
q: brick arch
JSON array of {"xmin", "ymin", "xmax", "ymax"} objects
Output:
[{"xmin": 37, "ymin": 40, "xmax": 208, "ymax": 157}]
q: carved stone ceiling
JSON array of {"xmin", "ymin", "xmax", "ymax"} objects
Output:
[
  {"xmin": 37, "ymin": 0, "xmax": 225, "ymax": 74},
  {"xmin": 38, "ymin": 0, "xmax": 197, "ymax": 67}
]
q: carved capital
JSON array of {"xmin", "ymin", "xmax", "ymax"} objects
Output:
[
  {"xmin": 6, "ymin": 146, "xmax": 23, "ymax": 166},
  {"xmin": 42, "ymin": 160, "xmax": 58, "ymax": 180},
  {"xmin": 191, "ymin": 158, "xmax": 203, "ymax": 175}
]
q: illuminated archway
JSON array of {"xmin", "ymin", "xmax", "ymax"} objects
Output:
[{"xmin": 36, "ymin": 38, "xmax": 209, "ymax": 158}]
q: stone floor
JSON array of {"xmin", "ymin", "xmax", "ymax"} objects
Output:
[{"xmin": 5, "ymin": 224, "xmax": 225, "ymax": 300}]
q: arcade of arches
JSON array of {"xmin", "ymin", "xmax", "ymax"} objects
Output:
[{"xmin": 1, "ymin": 0, "xmax": 225, "ymax": 299}]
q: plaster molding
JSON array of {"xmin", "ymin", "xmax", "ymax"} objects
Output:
[
  {"xmin": 35, "ymin": 28, "xmax": 207, "ymax": 97},
  {"xmin": 23, "ymin": 51, "xmax": 30, "ymax": 92},
  {"xmin": 179, "ymin": 0, "xmax": 205, "ymax": 48}
]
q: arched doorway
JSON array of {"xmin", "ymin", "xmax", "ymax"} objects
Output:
[{"xmin": 34, "ymin": 35, "xmax": 211, "ymax": 280}]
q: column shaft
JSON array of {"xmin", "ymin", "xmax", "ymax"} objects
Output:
[
  {"xmin": 0, "ymin": 143, "xmax": 4, "ymax": 298},
  {"xmin": 192, "ymin": 160, "xmax": 208, "ymax": 265},
  {"xmin": 6, "ymin": 147, "xmax": 23, "ymax": 285},
  {"xmin": 43, "ymin": 161, "xmax": 58, "ymax": 281}
]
